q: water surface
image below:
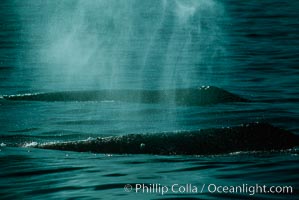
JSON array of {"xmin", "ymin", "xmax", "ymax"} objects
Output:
[{"xmin": 0, "ymin": 0, "xmax": 298, "ymax": 199}]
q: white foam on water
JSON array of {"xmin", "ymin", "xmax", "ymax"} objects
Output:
[
  {"xmin": 23, "ymin": 142, "xmax": 38, "ymax": 148},
  {"xmin": 0, "ymin": 143, "xmax": 6, "ymax": 147}
]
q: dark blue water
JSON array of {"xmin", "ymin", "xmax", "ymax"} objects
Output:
[{"xmin": 0, "ymin": 0, "xmax": 298, "ymax": 199}]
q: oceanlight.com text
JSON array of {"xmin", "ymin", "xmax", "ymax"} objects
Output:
[{"xmin": 124, "ymin": 183, "xmax": 293, "ymax": 196}]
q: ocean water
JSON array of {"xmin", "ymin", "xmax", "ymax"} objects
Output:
[{"xmin": 0, "ymin": 0, "xmax": 299, "ymax": 199}]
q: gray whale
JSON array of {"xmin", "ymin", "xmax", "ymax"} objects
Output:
[
  {"xmin": 2, "ymin": 86, "xmax": 247, "ymax": 106},
  {"xmin": 38, "ymin": 123, "xmax": 299, "ymax": 155}
]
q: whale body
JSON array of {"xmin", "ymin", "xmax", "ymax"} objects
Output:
[
  {"xmin": 37, "ymin": 123, "xmax": 299, "ymax": 155},
  {"xmin": 2, "ymin": 86, "xmax": 248, "ymax": 106}
]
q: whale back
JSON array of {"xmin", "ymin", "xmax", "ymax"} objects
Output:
[
  {"xmin": 38, "ymin": 123, "xmax": 298, "ymax": 155},
  {"xmin": 2, "ymin": 86, "xmax": 248, "ymax": 106}
]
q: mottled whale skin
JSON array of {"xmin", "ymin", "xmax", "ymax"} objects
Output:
[
  {"xmin": 2, "ymin": 86, "xmax": 248, "ymax": 106},
  {"xmin": 38, "ymin": 123, "xmax": 299, "ymax": 155}
]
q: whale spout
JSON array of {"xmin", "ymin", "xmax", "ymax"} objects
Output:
[{"xmin": 37, "ymin": 123, "xmax": 298, "ymax": 155}]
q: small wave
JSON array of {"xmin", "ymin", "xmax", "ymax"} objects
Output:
[
  {"xmin": 23, "ymin": 142, "xmax": 38, "ymax": 148},
  {"xmin": 0, "ymin": 143, "xmax": 6, "ymax": 147},
  {"xmin": 2, "ymin": 86, "xmax": 248, "ymax": 106},
  {"xmin": 36, "ymin": 123, "xmax": 299, "ymax": 155}
]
